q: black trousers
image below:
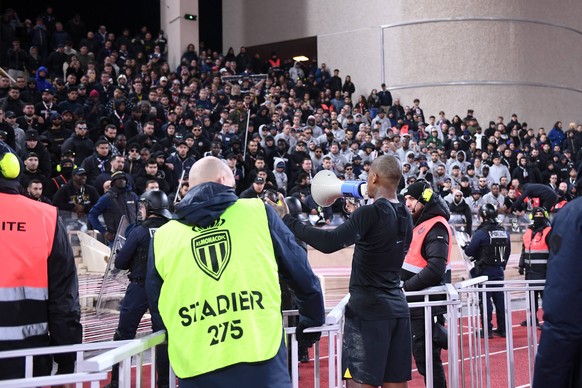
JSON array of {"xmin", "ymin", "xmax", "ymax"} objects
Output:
[{"xmin": 411, "ymin": 315, "xmax": 447, "ymax": 388}]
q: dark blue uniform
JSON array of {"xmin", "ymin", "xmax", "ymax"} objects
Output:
[
  {"xmin": 113, "ymin": 216, "xmax": 169, "ymax": 387},
  {"xmin": 465, "ymin": 220, "xmax": 511, "ymax": 334},
  {"xmin": 534, "ymin": 198, "xmax": 582, "ymax": 387}
]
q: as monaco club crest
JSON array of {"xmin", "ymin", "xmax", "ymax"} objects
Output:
[{"xmin": 191, "ymin": 230, "xmax": 232, "ymax": 281}]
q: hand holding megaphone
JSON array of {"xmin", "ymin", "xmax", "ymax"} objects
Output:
[{"xmin": 311, "ymin": 170, "xmax": 368, "ymax": 207}]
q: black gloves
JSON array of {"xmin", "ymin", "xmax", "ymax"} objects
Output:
[
  {"xmin": 295, "ymin": 322, "xmax": 320, "ymax": 348},
  {"xmin": 518, "ymin": 267, "xmax": 524, "ymax": 275}
]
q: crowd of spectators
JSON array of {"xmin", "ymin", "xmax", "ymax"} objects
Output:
[{"xmin": 1, "ymin": 6, "xmax": 581, "ymax": 231}]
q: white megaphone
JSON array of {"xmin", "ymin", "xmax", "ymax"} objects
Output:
[{"xmin": 311, "ymin": 170, "xmax": 368, "ymax": 207}]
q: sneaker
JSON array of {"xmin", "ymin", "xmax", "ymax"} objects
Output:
[
  {"xmin": 299, "ymin": 354, "xmax": 310, "ymax": 363},
  {"xmin": 520, "ymin": 320, "xmax": 527, "ymax": 327},
  {"xmin": 492, "ymin": 329, "xmax": 506, "ymax": 338},
  {"xmin": 479, "ymin": 329, "xmax": 493, "ymax": 339}
]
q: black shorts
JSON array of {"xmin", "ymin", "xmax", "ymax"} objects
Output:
[{"xmin": 342, "ymin": 314, "xmax": 412, "ymax": 385}]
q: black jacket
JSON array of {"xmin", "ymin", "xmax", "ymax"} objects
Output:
[{"xmin": 401, "ymin": 195, "xmax": 451, "ymax": 318}]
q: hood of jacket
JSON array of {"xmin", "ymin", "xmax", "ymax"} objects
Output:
[
  {"xmin": 174, "ymin": 182, "xmax": 238, "ymax": 227},
  {"xmin": 415, "ymin": 194, "xmax": 451, "ymax": 226},
  {"xmin": 36, "ymin": 66, "xmax": 49, "ymax": 81}
]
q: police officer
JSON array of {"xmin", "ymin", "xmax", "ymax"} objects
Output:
[
  {"xmin": 402, "ymin": 180, "xmax": 452, "ymax": 388},
  {"xmin": 533, "ymin": 197, "xmax": 582, "ymax": 387},
  {"xmin": 146, "ymin": 157, "xmax": 325, "ymax": 387},
  {"xmin": 464, "ymin": 204, "xmax": 511, "ymax": 338},
  {"xmin": 106, "ymin": 190, "xmax": 172, "ymax": 388},
  {"xmin": 0, "ymin": 142, "xmax": 82, "ymax": 379},
  {"xmin": 518, "ymin": 207, "xmax": 550, "ymax": 328}
]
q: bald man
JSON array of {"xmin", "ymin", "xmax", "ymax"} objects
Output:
[
  {"xmin": 146, "ymin": 156, "xmax": 325, "ymax": 387},
  {"xmin": 269, "ymin": 155, "xmax": 414, "ymax": 388}
]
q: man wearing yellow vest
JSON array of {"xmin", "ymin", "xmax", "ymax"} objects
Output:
[
  {"xmin": 0, "ymin": 141, "xmax": 82, "ymax": 379},
  {"xmin": 146, "ymin": 156, "xmax": 325, "ymax": 387},
  {"xmin": 269, "ymin": 155, "xmax": 414, "ymax": 388},
  {"xmin": 518, "ymin": 207, "xmax": 551, "ymax": 328},
  {"xmin": 402, "ymin": 180, "xmax": 452, "ymax": 388}
]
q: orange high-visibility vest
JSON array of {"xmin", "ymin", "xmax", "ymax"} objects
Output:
[
  {"xmin": 0, "ymin": 193, "xmax": 57, "ymax": 340},
  {"xmin": 402, "ymin": 216, "xmax": 452, "ymax": 274},
  {"xmin": 522, "ymin": 227, "xmax": 550, "ymax": 266}
]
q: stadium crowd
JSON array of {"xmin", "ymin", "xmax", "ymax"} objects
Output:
[{"xmin": 1, "ymin": 6, "xmax": 581, "ymax": 231}]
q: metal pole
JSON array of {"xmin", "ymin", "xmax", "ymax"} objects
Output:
[
  {"xmin": 174, "ymin": 168, "xmax": 186, "ymax": 203},
  {"xmin": 243, "ymin": 106, "xmax": 251, "ymax": 160}
]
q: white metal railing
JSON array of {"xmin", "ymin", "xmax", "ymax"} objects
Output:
[
  {"xmin": 0, "ymin": 279, "xmax": 544, "ymax": 387},
  {"xmin": 0, "ymin": 340, "xmax": 128, "ymax": 387},
  {"xmin": 455, "ymin": 277, "xmax": 546, "ymax": 388}
]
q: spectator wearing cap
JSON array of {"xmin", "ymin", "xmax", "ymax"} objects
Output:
[
  {"xmin": 3, "ymin": 110, "xmax": 25, "ymax": 153},
  {"xmin": 268, "ymin": 138, "xmax": 291, "ymax": 171},
  {"xmin": 82, "ymin": 89, "xmax": 105, "ymax": 133},
  {"xmin": 62, "ymin": 120, "xmax": 94, "ymax": 166},
  {"xmin": 125, "ymin": 143, "xmax": 145, "ymax": 178},
  {"xmin": 358, "ymin": 142, "xmax": 377, "ymax": 164},
  {"xmin": 223, "ymin": 152, "xmax": 244, "ymax": 194},
  {"xmin": 416, "ymin": 161, "xmax": 434, "ymax": 184},
  {"xmin": 465, "ymin": 188, "xmax": 485, "ymax": 216},
  {"xmin": 21, "ymin": 129, "xmax": 52, "ymax": 178},
  {"xmin": 152, "ymin": 151, "xmax": 175, "ymax": 191},
  {"xmin": 53, "ymin": 167, "xmax": 100, "ymax": 217},
  {"xmin": 239, "ymin": 175, "xmax": 267, "ymax": 199},
  {"xmin": 80, "ymin": 139, "xmax": 111, "ymax": 186},
  {"xmin": 289, "ymin": 140, "xmax": 310, "ymax": 175},
  {"xmin": 88, "ymin": 171, "xmax": 140, "ymax": 244},
  {"xmin": 21, "ymin": 151, "xmax": 50, "ymax": 190},
  {"xmin": 273, "ymin": 159, "xmax": 288, "ymax": 191},
  {"xmin": 44, "ymin": 112, "xmax": 71, "ymax": 156}
]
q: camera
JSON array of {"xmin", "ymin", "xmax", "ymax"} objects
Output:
[{"xmin": 261, "ymin": 189, "xmax": 279, "ymax": 204}]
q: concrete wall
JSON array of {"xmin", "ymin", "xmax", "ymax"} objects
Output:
[
  {"xmin": 222, "ymin": 0, "xmax": 582, "ymax": 128},
  {"xmin": 161, "ymin": 0, "xmax": 200, "ymax": 69}
]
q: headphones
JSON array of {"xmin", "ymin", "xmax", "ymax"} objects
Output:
[
  {"xmin": 416, "ymin": 179, "xmax": 434, "ymax": 205},
  {"xmin": 529, "ymin": 207, "xmax": 549, "ymax": 220},
  {"xmin": 0, "ymin": 144, "xmax": 20, "ymax": 179}
]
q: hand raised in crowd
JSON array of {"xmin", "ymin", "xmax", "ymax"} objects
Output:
[{"xmin": 264, "ymin": 192, "xmax": 289, "ymax": 219}]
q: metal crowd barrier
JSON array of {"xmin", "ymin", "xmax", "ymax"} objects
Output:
[
  {"xmin": 0, "ymin": 279, "xmax": 544, "ymax": 387},
  {"xmin": 455, "ymin": 277, "xmax": 545, "ymax": 388}
]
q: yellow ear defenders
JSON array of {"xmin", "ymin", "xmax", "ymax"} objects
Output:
[
  {"xmin": 417, "ymin": 180, "xmax": 434, "ymax": 205},
  {"xmin": 0, "ymin": 149, "xmax": 20, "ymax": 179},
  {"xmin": 529, "ymin": 207, "xmax": 549, "ymax": 220}
]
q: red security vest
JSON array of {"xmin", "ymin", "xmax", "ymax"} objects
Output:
[
  {"xmin": 402, "ymin": 216, "xmax": 452, "ymax": 274},
  {"xmin": 0, "ymin": 193, "xmax": 57, "ymax": 341},
  {"xmin": 522, "ymin": 227, "xmax": 550, "ymax": 266}
]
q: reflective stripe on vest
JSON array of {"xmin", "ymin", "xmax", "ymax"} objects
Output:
[
  {"xmin": 0, "ymin": 323, "xmax": 48, "ymax": 340},
  {"xmin": 153, "ymin": 199, "xmax": 282, "ymax": 379},
  {"xmin": 0, "ymin": 286, "xmax": 48, "ymax": 302},
  {"xmin": 402, "ymin": 216, "xmax": 452, "ymax": 274},
  {"xmin": 0, "ymin": 193, "xmax": 56, "ymax": 340}
]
